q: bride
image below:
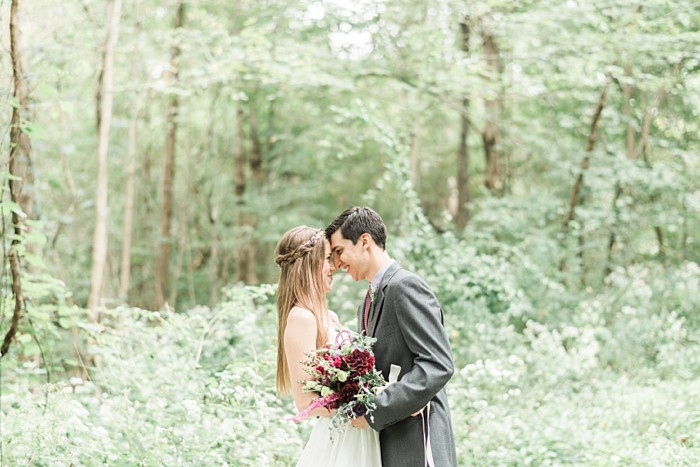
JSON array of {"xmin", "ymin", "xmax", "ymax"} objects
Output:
[{"xmin": 275, "ymin": 226, "xmax": 382, "ymax": 467}]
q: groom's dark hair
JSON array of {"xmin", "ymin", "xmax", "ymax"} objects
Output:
[{"xmin": 325, "ymin": 206, "xmax": 387, "ymax": 250}]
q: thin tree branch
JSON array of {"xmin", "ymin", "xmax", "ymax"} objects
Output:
[{"xmin": 560, "ymin": 76, "xmax": 611, "ymax": 272}]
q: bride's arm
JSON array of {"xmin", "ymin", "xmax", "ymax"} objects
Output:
[{"xmin": 284, "ymin": 307, "xmax": 332, "ymax": 417}]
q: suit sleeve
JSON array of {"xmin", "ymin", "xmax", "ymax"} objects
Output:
[{"xmin": 368, "ymin": 273, "xmax": 454, "ymax": 431}]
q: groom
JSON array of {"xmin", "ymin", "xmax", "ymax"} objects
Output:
[{"xmin": 325, "ymin": 206, "xmax": 457, "ymax": 467}]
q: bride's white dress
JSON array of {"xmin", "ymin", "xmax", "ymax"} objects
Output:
[
  {"xmin": 297, "ymin": 417, "xmax": 382, "ymax": 467},
  {"xmin": 296, "ymin": 327, "xmax": 382, "ymax": 467}
]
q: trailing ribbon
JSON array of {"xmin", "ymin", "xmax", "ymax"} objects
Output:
[
  {"xmin": 283, "ymin": 392, "xmax": 342, "ymax": 423},
  {"xmin": 333, "ymin": 328, "xmax": 354, "ymax": 348},
  {"xmin": 388, "ymin": 364, "xmax": 401, "ymax": 384},
  {"xmin": 421, "ymin": 402, "xmax": 434, "ymax": 467}
]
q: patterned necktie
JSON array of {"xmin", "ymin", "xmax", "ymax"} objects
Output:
[{"xmin": 363, "ymin": 286, "xmax": 372, "ymax": 332}]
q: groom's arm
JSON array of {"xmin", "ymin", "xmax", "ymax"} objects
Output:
[{"xmin": 367, "ymin": 273, "xmax": 454, "ymax": 431}]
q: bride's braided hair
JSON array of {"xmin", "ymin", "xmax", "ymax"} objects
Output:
[
  {"xmin": 275, "ymin": 229, "xmax": 324, "ymax": 268},
  {"xmin": 274, "ymin": 226, "xmax": 329, "ymax": 394}
]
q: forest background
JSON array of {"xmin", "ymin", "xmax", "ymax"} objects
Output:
[{"xmin": 1, "ymin": 0, "xmax": 699, "ymax": 465}]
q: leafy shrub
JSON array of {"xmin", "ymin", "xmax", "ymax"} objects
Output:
[
  {"xmin": 2, "ymin": 229, "xmax": 699, "ymax": 466},
  {"xmin": 1, "ymin": 286, "xmax": 308, "ymax": 466}
]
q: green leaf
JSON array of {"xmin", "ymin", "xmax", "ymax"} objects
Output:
[
  {"xmin": 21, "ymin": 341, "xmax": 40, "ymax": 356},
  {"xmin": 20, "ymin": 120, "xmax": 45, "ymax": 138},
  {"xmin": 16, "ymin": 334, "xmax": 33, "ymax": 344},
  {"xmin": 58, "ymin": 317, "xmax": 78, "ymax": 329}
]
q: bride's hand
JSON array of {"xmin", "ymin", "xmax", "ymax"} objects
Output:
[
  {"xmin": 350, "ymin": 415, "xmax": 369, "ymax": 429},
  {"xmin": 411, "ymin": 401, "xmax": 430, "ymax": 417}
]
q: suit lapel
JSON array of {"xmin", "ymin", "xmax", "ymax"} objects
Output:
[{"xmin": 367, "ymin": 262, "xmax": 402, "ymax": 337}]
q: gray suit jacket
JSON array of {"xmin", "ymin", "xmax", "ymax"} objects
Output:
[{"xmin": 361, "ymin": 262, "xmax": 457, "ymax": 467}]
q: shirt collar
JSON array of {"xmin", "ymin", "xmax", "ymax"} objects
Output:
[{"xmin": 370, "ymin": 259, "xmax": 395, "ymax": 293}]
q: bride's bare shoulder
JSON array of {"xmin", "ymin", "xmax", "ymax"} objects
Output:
[
  {"xmin": 284, "ymin": 307, "xmax": 317, "ymax": 350},
  {"xmin": 286, "ymin": 306, "xmax": 316, "ymax": 328}
]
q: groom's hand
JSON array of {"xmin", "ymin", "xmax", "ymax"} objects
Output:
[{"xmin": 350, "ymin": 415, "xmax": 369, "ymax": 429}]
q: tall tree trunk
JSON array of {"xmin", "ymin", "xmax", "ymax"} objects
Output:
[
  {"xmin": 623, "ymin": 64, "xmax": 635, "ymax": 159},
  {"xmin": 605, "ymin": 6, "xmax": 647, "ymax": 276},
  {"xmin": 503, "ymin": 145, "xmax": 513, "ymax": 195},
  {"xmin": 481, "ymin": 26, "xmax": 503, "ymax": 196},
  {"xmin": 2, "ymin": 0, "xmax": 31, "ymax": 357},
  {"xmin": 233, "ymin": 107, "xmax": 249, "ymax": 283},
  {"xmin": 168, "ymin": 208, "xmax": 188, "ymax": 307},
  {"xmin": 234, "ymin": 107, "xmax": 246, "ymax": 204},
  {"xmin": 455, "ymin": 19, "xmax": 471, "ymax": 232},
  {"xmin": 245, "ymin": 105, "xmax": 262, "ymax": 284},
  {"xmin": 409, "ymin": 119, "xmax": 421, "ymax": 186},
  {"xmin": 119, "ymin": 97, "xmax": 139, "ymax": 304},
  {"xmin": 118, "ymin": 1, "xmax": 142, "ymax": 304},
  {"xmin": 607, "ymin": 85, "xmax": 666, "ymax": 276},
  {"xmin": 88, "ymin": 0, "xmax": 122, "ymax": 316},
  {"xmin": 186, "ymin": 238, "xmax": 197, "ymax": 306},
  {"xmin": 207, "ymin": 187, "xmax": 220, "ymax": 306},
  {"xmin": 250, "ymin": 106, "xmax": 263, "ymax": 185},
  {"xmin": 205, "ymin": 90, "xmax": 220, "ymax": 305},
  {"xmin": 605, "ymin": 175, "xmax": 625, "ymax": 274},
  {"xmin": 1, "ymin": 245, "xmax": 24, "ymax": 357},
  {"xmin": 560, "ymin": 77, "xmax": 610, "ymax": 273},
  {"xmin": 7, "ymin": 2, "xmax": 33, "ymax": 222},
  {"xmin": 155, "ymin": 1, "xmax": 185, "ymax": 310},
  {"xmin": 606, "ymin": 65, "xmax": 635, "ymax": 277},
  {"xmin": 638, "ymin": 91, "xmax": 666, "ymax": 256}
]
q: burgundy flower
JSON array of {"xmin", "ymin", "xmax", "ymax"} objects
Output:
[
  {"xmin": 338, "ymin": 380, "xmax": 360, "ymax": 402},
  {"xmin": 344, "ymin": 348, "xmax": 375, "ymax": 376}
]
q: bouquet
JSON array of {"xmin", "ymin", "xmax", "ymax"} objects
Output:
[{"xmin": 285, "ymin": 329, "xmax": 386, "ymax": 432}]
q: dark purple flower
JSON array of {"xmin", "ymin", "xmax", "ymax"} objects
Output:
[{"xmin": 351, "ymin": 403, "xmax": 368, "ymax": 417}]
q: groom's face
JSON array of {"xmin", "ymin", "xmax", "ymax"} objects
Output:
[{"xmin": 329, "ymin": 230, "xmax": 369, "ymax": 282}]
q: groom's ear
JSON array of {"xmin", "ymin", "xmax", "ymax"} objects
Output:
[{"xmin": 359, "ymin": 232, "xmax": 373, "ymax": 250}]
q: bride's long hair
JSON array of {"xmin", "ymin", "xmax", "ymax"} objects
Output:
[{"xmin": 274, "ymin": 226, "xmax": 329, "ymax": 395}]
